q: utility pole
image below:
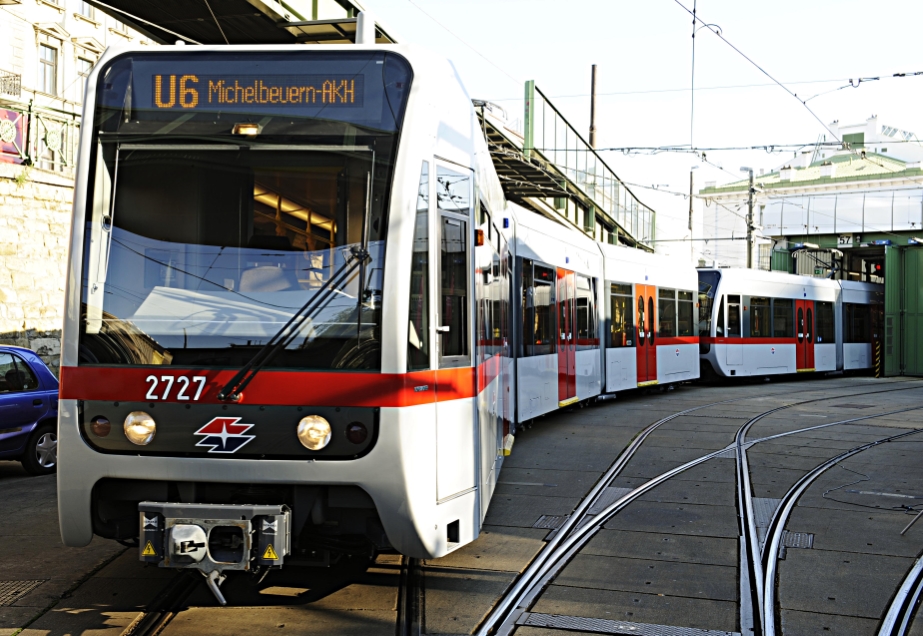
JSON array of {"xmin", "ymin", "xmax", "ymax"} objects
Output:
[
  {"xmin": 688, "ymin": 169, "xmax": 695, "ymax": 262},
  {"xmin": 745, "ymin": 168, "xmax": 755, "ymax": 268},
  {"xmin": 589, "ymin": 64, "xmax": 597, "ymax": 148}
]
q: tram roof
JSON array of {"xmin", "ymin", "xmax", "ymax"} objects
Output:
[{"xmin": 85, "ymin": 0, "xmax": 397, "ymax": 46}]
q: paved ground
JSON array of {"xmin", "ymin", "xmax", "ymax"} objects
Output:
[{"xmin": 3, "ymin": 375, "xmax": 923, "ymax": 635}]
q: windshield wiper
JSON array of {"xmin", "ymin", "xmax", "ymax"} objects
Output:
[
  {"xmin": 217, "ymin": 245, "xmax": 370, "ymax": 402},
  {"xmin": 218, "ymin": 162, "xmax": 375, "ymax": 402}
]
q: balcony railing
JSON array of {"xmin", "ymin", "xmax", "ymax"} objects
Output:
[
  {"xmin": 0, "ymin": 97, "xmax": 79, "ymax": 175},
  {"xmin": 0, "ymin": 72, "xmax": 21, "ymax": 98},
  {"xmin": 524, "ymin": 81, "xmax": 655, "ymax": 244}
]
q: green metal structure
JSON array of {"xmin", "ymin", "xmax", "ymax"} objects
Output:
[{"xmin": 884, "ymin": 245, "xmax": 923, "ymax": 376}]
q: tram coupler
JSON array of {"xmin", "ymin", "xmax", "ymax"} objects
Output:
[{"xmin": 138, "ymin": 502, "xmax": 291, "ymax": 603}]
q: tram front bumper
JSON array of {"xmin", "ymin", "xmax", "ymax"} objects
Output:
[{"xmin": 138, "ymin": 502, "xmax": 291, "ymax": 604}]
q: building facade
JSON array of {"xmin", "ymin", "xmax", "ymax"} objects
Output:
[
  {"xmin": 699, "ymin": 116, "xmax": 923, "ymax": 282},
  {"xmin": 0, "ymin": 0, "xmax": 152, "ymax": 374}
]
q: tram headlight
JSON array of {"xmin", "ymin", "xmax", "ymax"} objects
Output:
[
  {"xmin": 297, "ymin": 415, "xmax": 332, "ymax": 451},
  {"xmin": 124, "ymin": 411, "xmax": 156, "ymax": 446}
]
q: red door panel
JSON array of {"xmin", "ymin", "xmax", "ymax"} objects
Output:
[
  {"xmin": 635, "ymin": 285, "xmax": 658, "ymax": 385},
  {"xmin": 635, "ymin": 288, "xmax": 647, "ymax": 384},
  {"xmin": 795, "ymin": 300, "xmax": 815, "ymax": 371},
  {"xmin": 647, "ymin": 291, "xmax": 657, "ymax": 383},
  {"xmin": 557, "ymin": 268, "xmax": 577, "ymax": 405},
  {"xmin": 567, "ymin": 271, "xmax": 576, "ymax": 400}
]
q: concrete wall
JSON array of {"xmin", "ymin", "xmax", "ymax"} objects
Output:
[{"xmin": 0, "ymin": 162, "xmax": 72, "ymax": 376}]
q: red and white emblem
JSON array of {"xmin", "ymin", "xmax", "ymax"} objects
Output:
[{"xmin": 194, "ymin": 417, "xmax": 255, "ymax": 454}]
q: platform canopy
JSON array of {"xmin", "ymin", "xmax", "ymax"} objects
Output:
[{"xmin": 85, "ymin": 0, "xmax": 396, "ymax": 45}]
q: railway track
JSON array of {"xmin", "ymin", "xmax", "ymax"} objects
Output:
[
  {"xmin": 105, "ymin": 378, "xmax": 923, "ymax": 636},
  {"xmin": 476, "ymin": 379, "xmax": 923, "ymax": 636}
]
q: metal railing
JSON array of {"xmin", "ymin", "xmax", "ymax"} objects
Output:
[
  {"xmin": 0, "ymin": 97, "xmax": 80, "ymax": 175},
  {"xmin": 523, "ymin": 81, "xmax": 655, "ymax": 244},
  {"xmin": 0, "ymin": 71, "xmax": 21, "ymax": 98}
]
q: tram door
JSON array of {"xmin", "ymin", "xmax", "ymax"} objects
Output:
[
  {"xmin": 556, "ymin": 268, "xmax": 577, "ymax": 406},
  {"xmin": 635, "ymin": 284, "xmax": 658, "ymax": 385},
  {"xmin": 796, "ymin": 299, "xmax": 815, "ymax": 371}
]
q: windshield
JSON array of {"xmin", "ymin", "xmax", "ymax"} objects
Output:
[{"xmin": 78, "ymin": 51, "xmax": 412, "ymax": 371}]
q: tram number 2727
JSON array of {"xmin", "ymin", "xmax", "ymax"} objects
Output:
[{"xmin": 145, "ymin": 375, "xmax": 207, "ymax": 401}]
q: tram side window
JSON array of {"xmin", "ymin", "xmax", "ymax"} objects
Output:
[
  {"xmin": 749, "ymin": 297, "xmax": 771, "ymax": 337},
  {"xmin": 440, "ymin": 216, "xmax": 468, "ymax": 361},
  {"xmin": 772, "ymin": 299, "xmax": 794, "ymax": 337},
  {"xmin": 408, "ymin": 162, "xmax": 430, "ymax": 370},
  {"xmin": 726, "ymin": 295, "xmax": 742, "ymax": 338},
  {"xmin": 815, "ymin": 301, "xmax": 835, "ymax": 343},
  {"xmin": 677, "ymin": 291, "xmax": 694, "ymax": 337},
  {"xmin": 658, "ymin": 288, "xmax": 677, "ymax": 337},
  {"xmin": 576, "ymin": 275, "xmax": 597, "ymax": 350},
  {"xmin": 609, "ymin": 283, "xmax": 634, "ymax": 347},
  {"xmin": 521, "ymin": 260, "xmax": 556, "ymax": 356},
  {"xmin": 845, "ymin": 303, "xmax": 872, "ymax": 343},
  {"xmin": 716, "ymin": 296, "xmax": 725, "ymax": 336}
]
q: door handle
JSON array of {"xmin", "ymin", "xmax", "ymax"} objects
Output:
[
  {"xmin": 33, "ymin": 399, "xmax": 43, "ymax": 406},
  {"xmin": 436, "ymin": 326, "xmax": 451, "ymax": 333}
]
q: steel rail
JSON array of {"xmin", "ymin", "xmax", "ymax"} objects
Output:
[
  {"xmin": 734, "ymin": 406, "xmax": 794, "ymax": 635},
  {"xmin": 478, "ymin": 381, "xmax": 923, "ymax": 636},
  {"xmin": 738, "ymin": 400, "xmax": 923, "ymax": 636},
  {"xmin": 475, "ymin": 391, "xmax": 779, "ymax": 636},
  {"xmin": 119, "ymin": 572, "xmax": 201, "ymax": 636},
  {"xmin": 878, "ymin": 553, "xmax": 923, "ymax": 636},
  {"xmin": 760, "ymin": 424, "xmax": 923, "ymax": 636},
  {"xmin": 396, "ymin": 556, "xmax": 422, "ymax": 636}
]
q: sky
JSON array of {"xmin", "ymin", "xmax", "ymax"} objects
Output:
[{"xmin": 359, "ymin": 0, "xmax": 923, "ymax": 260}]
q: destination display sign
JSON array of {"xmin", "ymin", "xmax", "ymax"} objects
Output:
[{"xmin": 151, "ymin": 74, "xmax": 364, "ymax": 110}]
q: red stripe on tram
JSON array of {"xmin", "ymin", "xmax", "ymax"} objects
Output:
[{"xmin": 59, "ymin": 365, "xmax": 481, "ymax": 407}]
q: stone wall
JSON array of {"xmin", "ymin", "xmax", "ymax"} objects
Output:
[{"xmin": 0, "ymin": 162, "xmax": 74, "ymax": 377}]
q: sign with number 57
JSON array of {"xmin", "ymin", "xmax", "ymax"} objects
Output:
[{"xmin": 837, "ymin": 235, "xmax": 853, "ymax": 247}]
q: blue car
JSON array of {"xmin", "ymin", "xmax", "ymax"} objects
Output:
[{"xmin": 0, "ymin": 346, "xmax": 59, "ymax": 475}]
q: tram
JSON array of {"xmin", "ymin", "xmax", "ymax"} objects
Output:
[
  {"xmin": 57, "ymin": 41, "xmax": 700, "ymax": 597},
  {"xmin": 697, "ymin": 268, "xmax": 883, "ymax": 377}
]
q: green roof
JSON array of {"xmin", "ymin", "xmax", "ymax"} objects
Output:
[{"xmin": 700, "ymin": 152, "xmax": 922, "ymax": 194}]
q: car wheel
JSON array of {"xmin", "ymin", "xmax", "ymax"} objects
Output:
[{"xmin": 21, "ymin": 423, "xmax": 57, "ymax": 476}]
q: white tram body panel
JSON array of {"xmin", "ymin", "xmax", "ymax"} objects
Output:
[
  {"xmin": 698, "ymin": 269, "xmax": 882, "ymax": 378},
  {"xmin": 58, "ymin": 43, "xmax": 509, "ymax": 561},
  {"xmin": 58, "ymin": 38, "xmax": 706, "ymax": 576},
  {"xmin": 507, "ymin": 203, "xmax": 604, "ymax": 419},
  {"xmin": 599, "ymin": 244, "xmax": 699, "ymax": 392},
  {"xmin": 840, "ymin": 280, "xmax": 883, "ymax": 370}
]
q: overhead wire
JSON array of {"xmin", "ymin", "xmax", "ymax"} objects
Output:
[
  {"xmin": 670, "ymin": 0, "xmax": 841, "ymax": 141},
  {"xmin": 202, "ymin": 0, "xmax": 229, "ymax": 44},
  {"xmin": 404, "ymin": 0, "xmax": 520, "ymax": 86},
  {"xmin": 593, "ymin": 138, "xmax": 922, "ymax": 155},
  {"xmin": 484, "ymin": 77, "xmax": 858, "ymax": 102}
]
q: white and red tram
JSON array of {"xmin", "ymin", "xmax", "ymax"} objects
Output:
[
  {"xmin": 600, "ymin": 243, "xmax": 699, "ymax": 392},
  {"xmin": 57, "ymin": 41, "xmax": 701, "ymax": 595},
  {"xmin": 697, "ymin": 268, "xmax": 883, "ymax": 377}
]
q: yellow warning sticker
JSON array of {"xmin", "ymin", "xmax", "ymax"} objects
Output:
[
  {"xmin": 141, "ymin": 540, "xmax": 157, "ymax": 557},
  {"xmin": 262, "ymin": 544, "xmax": 279, "ymax": 560}
]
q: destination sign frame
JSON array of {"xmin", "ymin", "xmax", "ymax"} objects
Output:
[{"xmin": 151, "ymin": 74, "xmax": 365, "ymax": 110}]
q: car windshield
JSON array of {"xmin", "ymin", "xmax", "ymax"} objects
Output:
[{"xmin": 77, "ymin": 51, "xmax": 412, "ymax": 371}]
